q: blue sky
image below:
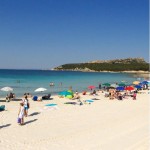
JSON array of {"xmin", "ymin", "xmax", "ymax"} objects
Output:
[{"xmin": 0, "ymin": 0, "xmax": 148, "ymax": 69}]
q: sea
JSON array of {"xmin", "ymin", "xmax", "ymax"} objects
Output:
[{"xmin": 0, "ymin": 69, "xmax": 144, "ymax": 97}]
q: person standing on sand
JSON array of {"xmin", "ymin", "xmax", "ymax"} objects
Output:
[
  {"xmin": 22, "ymin": 95, "xmax": 29, "ymax": 117},
  {"xmin": 18, "ymin": 103, "xmax": 25, "ymax": 125}
]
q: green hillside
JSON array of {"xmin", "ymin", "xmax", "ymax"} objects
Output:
[{"xmin": 54, "ymin": 58, "xmax": 149, "ymax": 72}]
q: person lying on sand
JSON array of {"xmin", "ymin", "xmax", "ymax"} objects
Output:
[{"xmin": 72, "ymin": 91, "xmax": 80, "ymax": 100}]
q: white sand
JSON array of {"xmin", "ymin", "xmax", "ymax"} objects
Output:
[{"xmin": 0, "ymin": 91, "xmax": 149, "ymax": 150}]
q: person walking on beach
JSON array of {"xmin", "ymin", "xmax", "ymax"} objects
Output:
[
  {"xmin": 22, "ymin": 95, "xmax": 29, "ymax": 117},
  {"xmin": 18, "ymin": 103, "xmax": 25, "ymax": 125}
]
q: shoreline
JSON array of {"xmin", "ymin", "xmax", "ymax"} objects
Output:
[
  {"xmin": 53, "ymin": 69, "xmax": 150, "ymax": 79},
  {"xmin": 52, "ymin": 69, "xmax": 149, "ymax": 73}
]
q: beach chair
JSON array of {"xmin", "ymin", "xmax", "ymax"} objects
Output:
[
  {"xmin": 33, "ymin": 96, "xmax": 38, "ymax": 101},
  {"xmin": 42, "ymin": 94, "xmax": 51, "ymax": 100},
  {"xmin": 0, "ymin": 105, "xmax": 5, "ymax": 111}
]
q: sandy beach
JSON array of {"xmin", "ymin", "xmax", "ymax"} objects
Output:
[{"xmin": 0, "ymin": 91, "xmax": 149, "ymax": 150}]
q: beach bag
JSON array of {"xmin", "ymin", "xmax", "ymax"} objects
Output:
[
  {"xmin": 17, "ymin": 118, "xmax": 21, "ymax": 123},
  {"xmin": 80, "ymin": 102, "xmax": 83, "ymax": 105}
]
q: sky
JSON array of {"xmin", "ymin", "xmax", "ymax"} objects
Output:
[{"xmin": 0, "ymin": 0, "xmax": 149, "ymax": 69}]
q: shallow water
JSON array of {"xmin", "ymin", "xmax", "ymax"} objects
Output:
[{"xmin": 0, "ymin": 69, "xmax": 144, "ymax": 97}]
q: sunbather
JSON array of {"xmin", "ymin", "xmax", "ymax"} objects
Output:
[{"xmin": 72, "ymin": 91, "xmax": 80, "ymax": 100}]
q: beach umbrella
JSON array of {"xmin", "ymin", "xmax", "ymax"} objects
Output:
[
  {"xmin": 116, "ymin": 86, "xmax": 125, "ymax": 91},
  {"xmin": 66, "ymin": 90, "xmax": 73, "ymax": 99},
  {"xmin": 135, "ymin": 85, "xmax": 142, "ymax": 89},
  {"xmin": 59, "ymin": 91, "xmax": 67, "ymax": 96},
  {"xmin": 34, "ymin": 87, "xmax": 47, "ymax": 92},
  {"xmin": 107, "ymin": 86, "xmax": 115, "ymax": 90},
  {"xmin": 102, "ymin": 83, "xmax": 110, "ymax": 87},
  {"xmin": 118, "ymin": 83, "xmax": 126, "ymax": 86},
  {"xmin": 141, "ymin": 81, "xmax": 148, "ymax": 85},
  {"xmin": 88, "ymin": 85, "xmax": 96, "ymax": 90},
  {"xmin": 110, "ymin": 84, "xmax": 118, "ymax": 88},
  {"xmin": 59, "ymin": 91, "xmax": 72, "ymax": 96},
  {"xmin": 1, "ymin": 87, "xmax": 13, "ymax": 92},
  {"xmin": 133, "ymin": 81, "xmax": 140, "ymax": 85},
  {"xmin": 125, "ymin": 86, "xmax": 134, "ymax": 91},
  {"xmin": 59, "ymin": 90, "xmax": 73, "ymax": 99}
]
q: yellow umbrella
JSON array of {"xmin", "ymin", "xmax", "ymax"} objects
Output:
[{"xmin": 133, "ymin": 81, "xmax": 140, "ymax": 85}]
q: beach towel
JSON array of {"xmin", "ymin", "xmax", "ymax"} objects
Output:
[
  {"xmin": 64, "ymin": 102, "xmax": 77, "ymax": 105},
  {"xmin": 85, "ymin": 100, "xmax": 94, "ymax": 103},
  {"xmin": 45, "ymin": 103, "xmax": 57, "ymax": 106},
  {"xmin": 0, "ymin": 105, "xmax": 5, "ymax": 111},
  {"xmin": 40, "ymin": 104, "xmax": 59, "ymax": 112},
  {"xmin": 40, "ymin": 106, "xmax": 59, "ymax": 112}
]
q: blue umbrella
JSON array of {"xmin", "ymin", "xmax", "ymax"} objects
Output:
[
  {"xmin": 116, "ymin": 86, "xmax": 125, "ymax": 91},
  {"xmin": 135, "ymin": 85, "xmax": 142, "ymax": 89},
  {"xmin": 139, "ymin": 83, "xmax": 143, "ymax": 86},
  {"xmin": 141, "ymin": 81, "xmax": 148, "ymax": 85}
]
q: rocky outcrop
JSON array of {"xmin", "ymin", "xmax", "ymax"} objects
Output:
[{"xmin": 88, "ymin": 57, "xmax": 147, "ymax": 64}]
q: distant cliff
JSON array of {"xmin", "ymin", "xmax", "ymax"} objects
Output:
[{"xmin": 53, "ymin": 58, "xmax": 149, "ymax": 72}]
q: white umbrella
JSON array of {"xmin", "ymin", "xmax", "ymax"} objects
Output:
[
  {"xmin": 1, "ymin": 87, "xmax": 13, "ymax": 92},
  {"xmin": 110, "ymin": 84, "xmax": 118, "ymax": 88},
  {"xmin": 34, "ymin": 88, "xmax": 47, "ymax": 92}
]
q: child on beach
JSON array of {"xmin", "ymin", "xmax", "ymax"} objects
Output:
[
  {"xmin": 18, "ymin": 103, "xmax": 24, "ymax": 125},
  {"xmin": 6, "ymin": 94, "xmax": 9, "ymax": 102},
  {"xmin": 22, "ymin": 95, "xmax": 29, "ymax": 117},
  {"xmin": 133, "ymin": 92, "xmax": 137, "ymax": 100}
]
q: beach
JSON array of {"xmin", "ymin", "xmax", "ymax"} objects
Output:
[
  {"xmin": 0, "ymin": 91, "xmax": 149, "ymax": 150},
  {"xmin": 0, "ymin": 0, "xmax": 149, "ymax": 149}
]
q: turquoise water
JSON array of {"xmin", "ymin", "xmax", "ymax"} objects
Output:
[{"xmin": 0, "ymin": 69, "xmax": 143, "ymax": 97}]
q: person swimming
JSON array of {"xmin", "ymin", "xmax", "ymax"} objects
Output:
[{"xmin": 49, "ymin": 82, "xmax": 54, "ymax": 86}]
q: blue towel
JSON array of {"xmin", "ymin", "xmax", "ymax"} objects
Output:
[
  {"xmin": 45, "ymin": 104, "xmax": 57, "ymax": 106},
  {"xmin": 86, "ymin": 100, "xmax": 94, "ymax": 103}
]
